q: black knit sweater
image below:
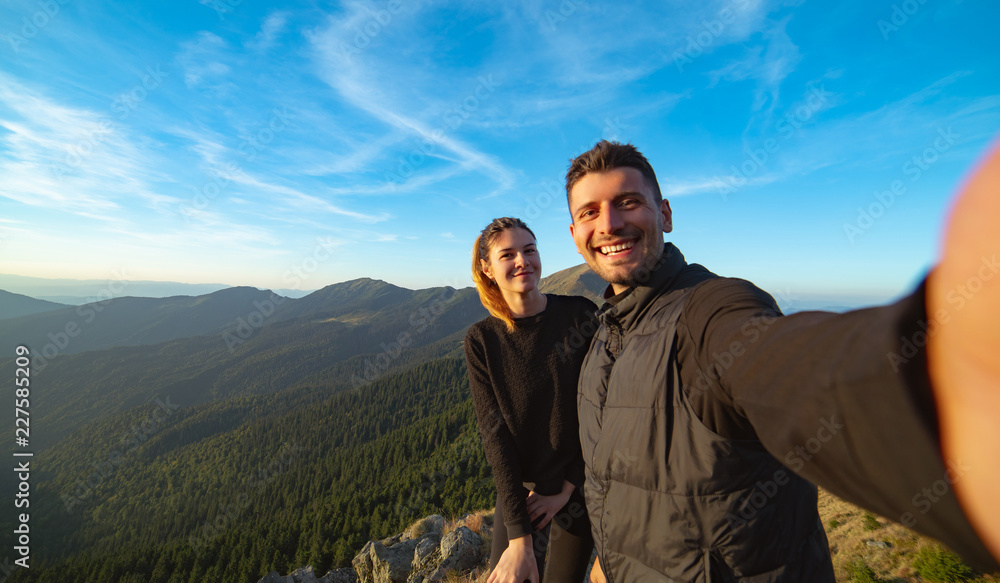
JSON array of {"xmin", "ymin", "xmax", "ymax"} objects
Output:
[{"xmin": 464, "ymin": 294, "xmax": 598, "ymax": 539}]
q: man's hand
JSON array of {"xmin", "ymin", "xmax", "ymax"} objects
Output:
[
  {"xmin": 526, "ymin": 481, "xmax": 574, "ymax": 530},
  {"xmin": 488, "ymin": 534, "xmax": 538, "ymax": 583},
  {"xmin": 928, "ymin": 138, "xmax": 1000, "ymax": 561},
  {"xmin": 589, "ymin": 554, "xmax": 607, "ymax": 583}
]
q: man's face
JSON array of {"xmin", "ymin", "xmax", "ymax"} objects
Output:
[{"xmin": 568, "ymin": 167, "xmax": 672, "ymax": 294}]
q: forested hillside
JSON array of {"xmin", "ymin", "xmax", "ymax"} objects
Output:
[{"xmin": 6, "ymin": 357, "xmax": 493, "ymax": 583}]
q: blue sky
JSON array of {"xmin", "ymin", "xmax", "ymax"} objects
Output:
[{"xmin": 1, "ymin": 0, "xmax": 998, "ymax": 306}]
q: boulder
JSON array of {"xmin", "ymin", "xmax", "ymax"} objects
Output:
[
  {"xmin": 440, "ymin": 526, "xmax": 482, "ymax": 571},
  {"xmin": 354, "ymin": 537, "xmax": 422, "ymax": 583}
]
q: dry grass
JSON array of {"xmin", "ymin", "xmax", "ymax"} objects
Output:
[
  {"xmin": 819, "ymin": 489, "xmax": 998, "ymax": 582},
  {"xmin": 407, "ymin": 494, "xmax": 999, "ymax": 583}
]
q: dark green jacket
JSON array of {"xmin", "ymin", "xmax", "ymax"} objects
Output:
[{"xmin": 579, "ymin": 243, "xmax": 996, "ymax": 581}]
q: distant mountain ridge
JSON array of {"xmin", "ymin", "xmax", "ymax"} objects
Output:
[
  {"xmin": 0, "ymin": 273, "xmax": 314, "ymax": 304},
  {"xmin": 0, "ymin": 289, "xmax": 68, "ymax": 320},
  {"xmin": 539, "ymin": 263, "xmax": 606, "ymax": 303},
  {"xmin": 0, "ymin": 266, "xmax": 603, "ymax": 359}
]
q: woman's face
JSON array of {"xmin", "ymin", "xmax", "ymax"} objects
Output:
[{"xmin": 481, "ymin": 228, "xmax": 542, "ymax": 295}]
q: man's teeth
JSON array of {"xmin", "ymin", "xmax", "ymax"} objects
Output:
[{"xmin": 600, "ymin": 242, "xmax": 635, "ymax": 255}]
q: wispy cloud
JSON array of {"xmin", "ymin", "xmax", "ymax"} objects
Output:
[
  {"xmin": 177, "ymin": 32, "xmax": 234, "ymax": 91},
  {"xmin": 0, "ymin": 74, "xmax": 163, "ymax": 219},
  {"xmin": 246, "ymin": 12, "xmax": 290, "ymax": 52},
  {"xmin": 305, "ymin": 3, "xmax": 518, "ymax": 194}
]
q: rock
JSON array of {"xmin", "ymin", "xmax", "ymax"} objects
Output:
[
  {"xmin": 413, "ymin": 535, "xmax": 442, "ymax": 568},
  {"xmin": 257, "ymin": 567, "xmax": 358, "ymax": 583},
  {"xmin": 353, "ymin": 541, "xmax": 375, "ymax": 582},
  {"xmin": 286, "ymin": 516, "xmax": 485, "ymax": 583},
  {"xmin": 440, "ymin": 526, "xmax": 482, "ymax": 571},
  {"xmin": 321, "ymin": 568, "xmax": 359, "ymax": 583},
  {"xmin": 291, "ymin": 566, "xmax": 321, "ymax": 583},
  {"xmin": 407, "ymin": 535, "xmax": 443, "ymax": 583},
  {"xmin": 354, "ymin": 537, "xmax": 422, "ymax": 583},
  {"xmin": 866, "ymin": 540, "xmax": 891, "ymax": 549}
]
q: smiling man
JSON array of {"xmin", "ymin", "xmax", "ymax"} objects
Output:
[{"xmin": 565, "ymin": 140, "xmax": 1000, "ymax": 582}]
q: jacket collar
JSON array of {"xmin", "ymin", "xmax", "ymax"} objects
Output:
[{"xmin": 597, "ymin": 242, "xmax": 687, "ymax": 332}]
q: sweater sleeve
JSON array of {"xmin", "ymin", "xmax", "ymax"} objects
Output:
[
  {"xmin": 464, "ymin": 327, "xmax": 534, "ymax": 539},
  {"xmin": 682, "ymin": 277, "xmax": 998, "ymax": 571}
]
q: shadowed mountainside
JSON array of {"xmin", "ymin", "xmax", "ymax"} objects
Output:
[{"xmin": 0, "ymin": 289, "xmax": 68, "ymax": 320}]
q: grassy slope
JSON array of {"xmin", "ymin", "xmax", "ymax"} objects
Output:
[{"xmin": 417, "ymin": 490, "xmax": 1000, "ymax": 583}]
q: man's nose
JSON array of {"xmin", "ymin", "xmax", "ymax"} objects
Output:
[{"xmin": 597, "ymin": 204, "xmax": 624, "ymax": 234}]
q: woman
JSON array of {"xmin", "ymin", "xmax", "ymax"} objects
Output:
[{"xmin": 464, "ymin": 217, "xmax": 597, "ymax": 583}]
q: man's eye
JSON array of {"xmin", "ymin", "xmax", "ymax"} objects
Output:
[{"xmin": 620, "ymin": 198, "xmax": 639, "ymax": 208}]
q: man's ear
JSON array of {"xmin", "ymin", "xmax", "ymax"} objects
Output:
[{"xmin": 661, "ymin": 199, "xmax": 673, "ymax": 234}]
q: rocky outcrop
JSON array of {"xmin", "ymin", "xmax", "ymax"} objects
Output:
[
  {"xmin": 257, "ymin": 565, "xmax": 357, "ymax": 583},
  {"xmin": 259, "ymin": 514, "xmax": 488, "ymax": 583}
]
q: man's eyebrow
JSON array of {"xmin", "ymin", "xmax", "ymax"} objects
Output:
[{"xmin": 572, "ymin": 191, "xmax": 647, "ymax": 214}]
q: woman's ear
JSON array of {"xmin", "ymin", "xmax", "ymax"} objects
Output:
[{"xmin": 479, "ymin": 258, "xmax": 493, "ymax": 281}]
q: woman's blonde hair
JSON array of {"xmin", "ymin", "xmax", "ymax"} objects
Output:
[{"xmin": 472, "ymin": 217, "xmax": 536, "ymax": 331}]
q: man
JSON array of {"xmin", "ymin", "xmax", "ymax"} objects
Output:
[{"xmin": 565, "ymin": 139, "xmax": 1000, "ymax": 582}]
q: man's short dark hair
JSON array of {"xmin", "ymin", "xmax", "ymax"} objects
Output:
[{"xmin": 565, "ymin": 140, "xmax": 662, "ymax": 205}]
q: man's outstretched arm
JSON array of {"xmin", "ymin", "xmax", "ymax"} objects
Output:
[{"xmin": 928, "ymin": 138, "xmax": 1000, "ymax": 560}]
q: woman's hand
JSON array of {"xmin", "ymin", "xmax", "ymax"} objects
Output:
[
  {"xmin": 488, "ymin": 534, "xmax": 538, "ymax": 583},
  {"xmin": 525, "ymin": 480, "xmax": 574, "ymax": 530}
]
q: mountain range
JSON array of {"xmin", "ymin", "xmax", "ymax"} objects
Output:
[{"xmin": 0, "ymin": 265, "xmax": 605, "ymax": 583}]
